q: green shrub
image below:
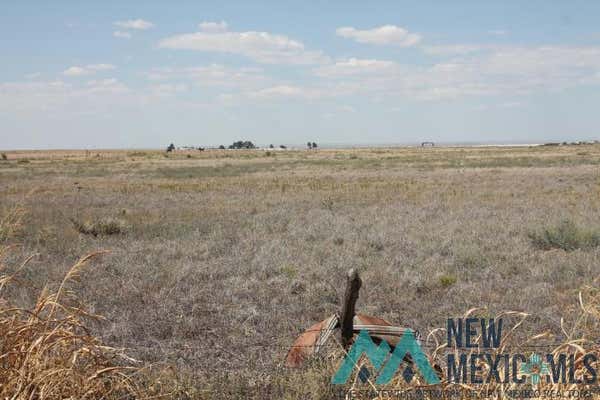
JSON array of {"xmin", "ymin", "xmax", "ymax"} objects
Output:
[
  {"xmin": 439, "ymin": 274, "xmax": 457, "ymax": 287},
  {"xmin": 529, "ymin": 219, "xmax": 600, "ymax": 251},
  {"xmin": 1, "ymin": 153, "xmax": 7, "ymax": 161},
  {"xmin": 280, "ymin": 265, "xmax": 297, "ymax": 279}
]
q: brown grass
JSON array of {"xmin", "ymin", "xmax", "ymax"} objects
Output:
[
  {"xmin": 0, "ymin": 250, "xmax": 149, "ymax": 399},
  {"xmin": 0, "ymin": 207, "xmax": 150, "ymax": 399}
]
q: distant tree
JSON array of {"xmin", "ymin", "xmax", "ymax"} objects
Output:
[
  {"xmin": 280, "ymin": 145, "xmax": 287, "ymax": 149},
  {"xmin": 269, "ymin": 144, "xmax": 274, "ymax": 149},
  {"xmin": 218, "ymin": 145, "xmax": 226, "ymax": 149},
  {"xmin": 307, "ymin": 142, "xmax": 312, "ymax": 149},
  {"xmin": 229, "ymin": 140, "xmax": 256, "ymax": 149},
  {"xmin": 312, "ymin": 142, "xmax": 317, "ymax": 149},
  {"xmin": 1, "ymin": 153, "xmax": 7, "ymax": 161},
  {"xmin": 166, "ymin": 143, "xmax": 175, "ymax": 152},
  {"xmin": 197, "ymin": 147, "xmax": 205, "ymax": 151}
]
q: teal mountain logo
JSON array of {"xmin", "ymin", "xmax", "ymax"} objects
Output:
[{"xmin": 332, "ymin": 329, "xmax": 441, "ymax": 385}]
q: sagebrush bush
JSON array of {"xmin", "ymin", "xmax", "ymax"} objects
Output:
[
  {"xmin": 529, "ymin": 219, "xmax": 600, "ymax": 251},
  {"xmin": 71, "ymin": 217, "xmax": 128, "ymax": 236}
]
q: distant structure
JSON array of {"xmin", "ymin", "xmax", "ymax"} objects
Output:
[
  {"xmin": 545, "ymin": 140, "xmax": 599, "ymax": 146},
  {"xmin": 421, "ymin": 141, "xmax": 435, "ymax": 147}
]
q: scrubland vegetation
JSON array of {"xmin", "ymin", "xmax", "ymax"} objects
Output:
[{"xmin": 0, "ymin": 144, "xmax": 599, "ymax": 398}]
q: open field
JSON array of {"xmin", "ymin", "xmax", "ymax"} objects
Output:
[{"xmin": 1, "ymin": 145, "xmax": 600, "ymax": 398}]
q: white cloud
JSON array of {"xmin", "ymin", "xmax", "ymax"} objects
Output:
[
  {"xmin": 0, "ymin": 79, "xmax": 132, "ymax": 115},
  {"xmin": 250, "ymin": 85, "xmax": 306, "ymax": 98},
  {"xmin": 421, "ymin": 45, "xmax": 486, "ymax": 56},
  {"xmin": 113, "ymin": 31, "xmax": 132, "ymax": 39},
  {"xmin": 314, "ymin": 58, "xmax": 397, "ymax": 77},
  {"xmin": 337, "ymin": 105, "xmax": 356, "ymax": 113},
  {"xmin": 85, "ymin": 78, "xmax": 129, "ymax": 94},
  {"xmin": 335, "ymin": 25, "xmax": 421, "ymax": 46},
  {"xmin": 148, "ymin": 83, "xmax": 188, "ymax": 97},
  {"xmin": 200, "ymin": 45, "xmax": 600, "ymax": 103},
  {"xmin": 309, "ymin": 45, "xmax": 600, "ymax": 101},
  {"xmin": 198, "ymin": 20, "xmax": 228, "ymax": 33},
  {"xmin": 216, "ymin": 84, "xmax": 335, "ymax": 104},
  {"xmin": 499, "ymin": 101, "xmax": 523, "ymax": 108},
  {"xmin": 146, "ymin": 64, "xmax": 269, "ymax": 89},
  {"xmin": 114, "ymin": 19, "xmax": 154, "ymax": 30},
  {"xmin": 63, "ymin": 66, "xmax": 88, "ymax": 76},
  {"xmin": 488, "ymin": 30, "xmax": 507, "ymax": 36},
  {"xmin": 63, "ymin": 64, "xmax": 116, "ymax": 76},
  {"xmin": 88, "ymin": 64, "xmax": 115, "ymax": 71},
  {"xmin": 158, "ymin": 29, "xmax": 328, "ymax": 64}
]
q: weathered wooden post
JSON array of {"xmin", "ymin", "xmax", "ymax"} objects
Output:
[{"xmin": 340, "ymin": 268, "xmax": 362, "ymax": 349}]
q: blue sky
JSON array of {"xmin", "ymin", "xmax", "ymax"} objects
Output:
[{"xmin": 2, "ymin": 1, "xmax": 600, "ymax": 149}]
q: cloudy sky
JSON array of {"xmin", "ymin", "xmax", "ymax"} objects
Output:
[{"xmin": 2, "ymin": 1, "xmax": 600, "ymax": 149}]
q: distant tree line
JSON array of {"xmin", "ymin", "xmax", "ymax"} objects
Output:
[{"xmin": 166, "ymin": 140, "xmax": 318, "ymax": 152}]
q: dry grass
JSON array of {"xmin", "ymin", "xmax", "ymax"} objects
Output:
[
  {"xmin": 1, "ymin": 144, "xmax": 600, "ymax": 398},
  {"xmin": 0, "ymin": 206, "xmax": 146, "ymax": 399},
  {"xmin": 0, "ymin": 205, "xmax": 24, "ymax": 243},
  {"xmin": 0, "ymin": 253, "xmax": 149, "ymax": 399}
]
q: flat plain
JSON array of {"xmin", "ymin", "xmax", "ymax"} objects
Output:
[{"xmin": 1, "ymin": 145, "xmax": 599, "ymax": 398}]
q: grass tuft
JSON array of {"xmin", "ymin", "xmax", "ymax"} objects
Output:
[
  {"xmin": 0, "ymin": 206, "xmax": 25, "ymax": 243},
  {"xmin": 439, "ymin": 274, "xmax": 457, "ymax": 287},
  {"xmin": 71, "ymin": 217, "xmax": 128, "ymax": 236},
  {"xmin": 529, "ymin": 219, "xmax": 600, "ymax": 251}
]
